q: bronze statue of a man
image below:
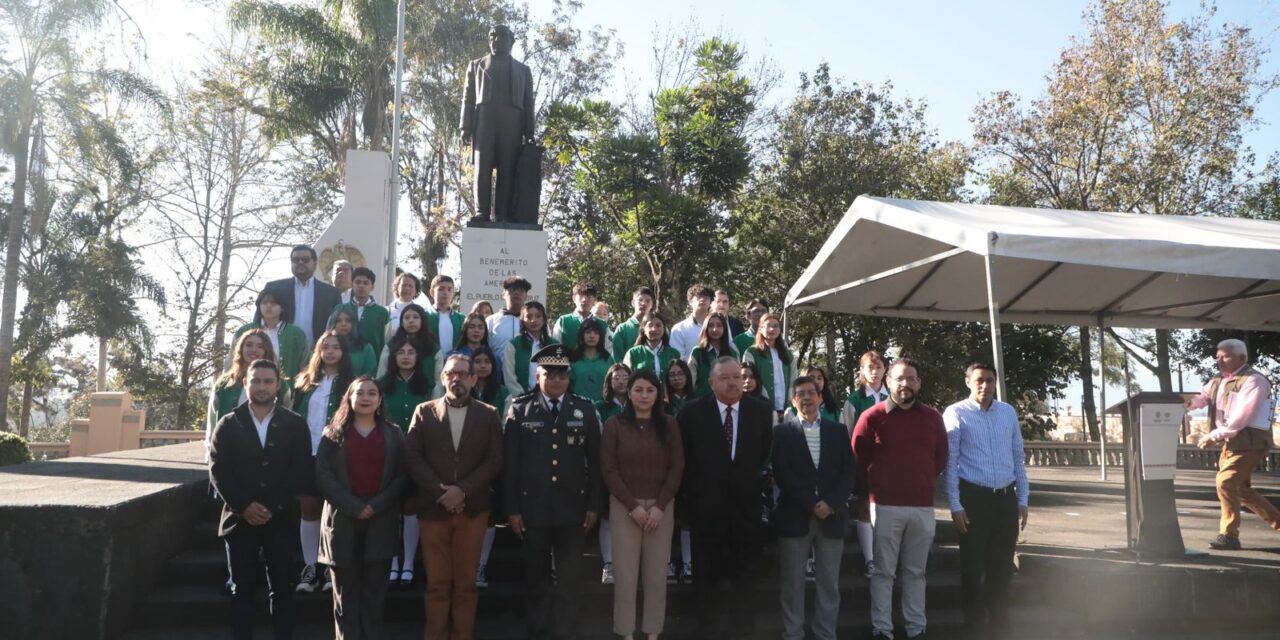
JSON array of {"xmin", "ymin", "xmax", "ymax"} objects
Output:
[{"xmin": 461, "ymin": 24, "xmax": 535, "ymax": 225}]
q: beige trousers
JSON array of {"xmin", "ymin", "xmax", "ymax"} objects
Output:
[{"xmin": 609, "ymin": 496, "xmax": 675, "ymax": 635}]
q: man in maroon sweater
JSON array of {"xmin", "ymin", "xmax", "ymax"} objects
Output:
[{"xmin": 852, "ymin": 357, "xmax": 948, "ymax": 640}]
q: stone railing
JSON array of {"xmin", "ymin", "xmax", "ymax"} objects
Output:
[
  {"xmin": 28, "ymin": 443, "xmax": 71, "ymax": 461},
  {"xmin": 139, "ymin": 431, "xmax": 205, "ymax": 448},
  {"xmin": 1024, "ymin": 441, "xmax": 1280, "ymax": 472}
]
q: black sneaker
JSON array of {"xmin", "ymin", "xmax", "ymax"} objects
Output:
[
  {"xmin": 1209, "ymin": 534, "xmax": 1241, "ymax": 550},
  {"xmin": 295, "ymin": 564, "xmax": 318, "ymax": 593}
]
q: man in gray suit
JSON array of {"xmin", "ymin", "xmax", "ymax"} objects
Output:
[{"xmin": 460, "ymin": 24, "xmax": 535, "ymax": 224}]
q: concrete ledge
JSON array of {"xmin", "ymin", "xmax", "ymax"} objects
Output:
[{"xmin": 0, "ymin": 442, "xmax": 209, "ymax": 640}]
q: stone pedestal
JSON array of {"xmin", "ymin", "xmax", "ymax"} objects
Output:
[
  {"xmin": 460, "ymin": 226, "xmax": 549, "ymax": 311},
  {"xmin": 75, "ymin": 392, "xmax": 145, "ymax": 457}
]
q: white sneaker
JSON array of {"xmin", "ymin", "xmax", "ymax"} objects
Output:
[
  {"xmin": 295, "ymin": 564, "xmax": 318, "ymax": 593},
  {"xmin": 321, "ymin": 566, "xmax": 333, "ymax": 592},
  {"xmin": 681, "ymin": 562, "xmax": 693, "ymax": 584},
  {"xmin": 475, "ymin": 564, "xmax": 489, "ymax": 588},
  {"xmin": 666, "ymin": 561, "xmax": 677, "ymax": 584},
  {"xmin": 601, "ymin": 562, "xmax": 614, "ymax": 585}
]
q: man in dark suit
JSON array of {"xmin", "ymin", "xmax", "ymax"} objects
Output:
[
  {"xmin": 208, "ymin": 359, "xmax": 312, "ymax": 640},
  {"xmin": 677, "ymin": 356, "xmax": 774, "ymax": 639},
  {"xmin": 505, "ymin": 345, "xmax": 602, "ymax": 640},
  {"xmin": 773, "ymin": 377, "xmax": 856, "ymax": 640},
  {"xmin": 712, "ymin": 289, "xmax": 746, "ymax": 338},
  {"xmin": 405, "ymin": 353, "xmax": 504, "ymax": 640},
  {"xmin": 257, "ymin": 244, "xmax": 342, "ymax": 349},
  {"xmin": 460, "ymin": 24, "xmax": 536, "ymax": 224}
]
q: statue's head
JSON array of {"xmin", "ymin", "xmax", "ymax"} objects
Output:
[{"xmin": 489, "ymin": 24, "xmax": 514, "ymax": 56}]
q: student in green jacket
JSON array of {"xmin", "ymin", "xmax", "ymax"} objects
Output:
[
  {"xmin": 291, "ymin": 330, "xmax": 355, "ymax": 591},
  {"xmin": 663, "ymin": 359, "xmax": 694, "ymax": 416},
  {"xmin": 688, "ymin": 312, "xmax": 738, "ymax": 398},
  {"xmin": 376, "ymin": 304, "xmax": 436, "ymax": 380},
  {"xmin": 741, "ymin": 312, "xmax": 796, "ymax": 416},
  {"xmin": 843, "ymin": 349, "xmax": 888, "ymax": 578},
  {"xmin": 232, "ymin": 290, "xmax": 308, "ymax": 386},
  {"xmin": 553, "ymin": 281, "xmax": 603, "ymax": 358},
  {"xmin": 468, "ymin": 344, "xmax": 509, "ymax": 589},
  {"xmin": 379, "ymin": 335, "xmax": 433, "ymax": 586},
  {"xmin": 733, "ymin": 298, "xmax": 771, "ymax": 357},
  {"xmin": 426, "ymin": 274, "xmax": 466, "ymax": 354},
  {"xmin": 329, "ymin": 305, "xmax": 378, "ymax": 378},
  {"xmin": 206, "ymin": 329, "xmax": 277, "ymax": 445},
  {"xmin": 569, "ymin": 318, "xmax": 611, "ymax": 403},
  {"xmin": 333, "ymin": 266, "xmax": 390, "ymax": 358},
  {"xmin": 611, "ymin": 286, "xmax": 655, "ymax": 362},
  {"xmin": 502, "ymin": 300, "xmax": 558, "ymax": 396},
  {"xmin": 621, "ymin": 312, "xmax": 681, "ymax": 378},
  {"xmin": 597, "ymin": 363, "xmax": 631, "ymax": 424}
]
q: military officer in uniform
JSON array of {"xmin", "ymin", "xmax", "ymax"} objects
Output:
[{"xmin": 504, "ymin": 344, "xmax": 603, "ymax": 640}]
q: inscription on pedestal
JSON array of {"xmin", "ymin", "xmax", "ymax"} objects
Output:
[{"xmin": 460, "ymin": 226, "xmax": 549, "ymax": 310}]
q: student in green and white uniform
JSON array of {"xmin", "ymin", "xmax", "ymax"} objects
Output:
[
  {"xmin": 206, "ymin": 329, "xmax": 278, "ymax": 451},
  {"xmin": 597, "ymin": 363, "xmax": 631, "ymax": 424},
  {"xmin": 426, "ymin": 275, "xmax": 466, "ymax": 354},
  {"xmin": 379, "ymin": 335, "xmax": 434, "ymax": 586},
  {"xmin": 568, "ymin": 318, "xmax": 611, "ymax": 403},
  {"xmin": 376, "ymin": 304, "xmax": 436, "ymax": 379},
  {"xmin": 291, "ymin": 330, "xmax": 356, "ymax": 590},
  {"xmin": 783, "ymin": 364, "xmax": 842, "ymax": 424},
  {"xmin": 453, "ymin": 312, "xmax": 491, "ymax": 357},
  {"xmin": 842, "ymin": 349, "xmax": 887, "ymax": 578},
  {"xmin": 232, "ymin": 290, "xmax": 308, "ymax": 390},
  {"xmin": 554, "ymin": 281, "xmax": 609, "ymax": 359},
  {"xmin": 337, "ymin": 267, "xmax": 391, "ymax": 358},
  {"xmin": 329, "ymin": 306, "xmax": 378, "ymax": 378},
  {"xmin": 621, "ymin": 312, "xmax": 681, "ymax": 379},
  {"xmin": 732, "ymin": 298, "xmax": 771, "ymax": 358},
  {"xmin": 687, "ymin": 312, "xmax": 739, "ymax": 398},
  {"xmin": 740, "ymin": 312, "xmax": 796, "ymax": 417},
  {"xmin": 611, "ymin": 286, "xmax": 655, "ymax": 362},
  {"xmin": 502, "ymin": 300, "xmax": 558, "ymax": 396},
  {"xmin": 469, "ymin": 344, "xmax": 509, "ymax": 588},
  {"xmin": 663, "ymin": 359, "xmax": 694, "ymax": 416}
]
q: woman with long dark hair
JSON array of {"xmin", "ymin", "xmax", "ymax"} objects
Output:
[
  {"xmin": 329, "ymin": 306, "xmax": 378, "ymax": 378},
  {"xmin": 292, "ymin": 330, "xmax": 356, "ymax": 593},
  {"xmin": 741, "ymin": 313, "xmax": 795, "ymax": 417},
  {"xmin": 468, "ymin": 344, "xmax": 507, "ymax": 589},
  {"xmin": 598, "ymin": 363, "xmax": 632, "ymax": 424},
  {"xmin": 502, "ymin": 300, "xmax": 557, "ymax": 396},
  {"xmin": 379, "ymin": 337, "xmax": 433, "ymax": 587},
  {"xmin": 601, "ymin": 368, "xmax": 684, "ymax": 640},
  {"xmin": 232, "ymin": 290, "xmax": 307, "ymax": 385},
  {"xmin": 663, "ymin": 359, "xmax": 693, "ymax": 417},
  {"xmin": 376, "ymin": 303, "xmax": 437, "ymax": 379},
  {"xmin": 315, "ymin": 377, "xmax": 407, "ymax": 639},
  {"xmin": 453, "ymin": 312, "xmax": 491, "ymax": 357},
  {"xmin": 687, "ymin": 312, "xmax": 737, "ymax": 398},
  {"xmin": 570, "ymin": 318, "xmax": 611, "ymax": 403},
  {"xmin": 741, "ymin": 360, "xmax": 767, "ymax": 401},
  {"xmin": 621, "ymin": 312, "xmax": 681, "ymax": 379}
]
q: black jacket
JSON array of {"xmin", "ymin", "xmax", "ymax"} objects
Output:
[
  {"xmin": 257, "ymin": 277, "xmax": 342, "ymax": 347},
  {"xmin": 676, "ymin": 394, "xmax": 774, "ymax": 534},
  {"xmin": 771, "ymin": 416, "xmax": 856, "ymax": 538},
  {"xmin": 208, "ymin": 403, "xmax": 312, "ymax": 537},
  {"xmin": 504, "ymin": 392, "xmax": 603, "ymax": 527}
]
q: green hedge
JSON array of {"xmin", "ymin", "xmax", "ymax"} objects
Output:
[{"xmin": 0, "ymin": 431, "xmax": 33, "ymax": 466}]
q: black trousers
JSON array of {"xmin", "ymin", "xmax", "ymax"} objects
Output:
[
  {"xmin": 691, "ymin": 518, "xmax": 762, "ymax": 639},
  {"xmin": 225, "ymin": 520, "xmax": 297, "ymax": 640},
  {"xmin": 957, "ymin": 480, "xmax": 1020, "ymax": 629},
  {"xmin": 331, "ymin": 520, "xmax": 393, "ymax": 640},
  {"xmin": 522, "ymin": 524, "xmax": 586, "ymax": 640}
]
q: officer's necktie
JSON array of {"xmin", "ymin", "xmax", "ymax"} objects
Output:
[
  {"xmin": 550, "ymin": 398, "xmax": 560, "ymax": 421},
  {"xmin": 723, "ymin": 406, "xmax": 733, "ymax": 452}
]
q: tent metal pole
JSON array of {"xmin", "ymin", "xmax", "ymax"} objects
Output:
[
  {"xmin": 984, "ymin": 246, "xmax": 1008, "ymax": 401},
  {"xmin": 1099, "ymin": 317, "xmax": 1108, "ymax": 481}
]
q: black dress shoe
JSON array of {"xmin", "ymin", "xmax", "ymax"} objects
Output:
[{"xmin": 1209, "ymin": 534, "xmax": 1242, "ymax": 550}]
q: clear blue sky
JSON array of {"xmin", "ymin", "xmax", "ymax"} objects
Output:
[{"xmin": 528, "ymin": 0, "xmax": 1280, "ymax": 165}]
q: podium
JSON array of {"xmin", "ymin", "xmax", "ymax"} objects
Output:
[{"xmin": 1113, "ymin": 392, "xmax": 1191, "ymax": 558}]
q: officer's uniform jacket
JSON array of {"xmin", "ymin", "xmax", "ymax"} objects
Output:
[{"xmin": 503, "ymin": 391, "xmax": 603, "ymax": 527}]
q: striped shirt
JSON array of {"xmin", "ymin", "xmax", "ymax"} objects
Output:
[
  {"xmin": 943, "ymin": 398, "xmax": 1029, "ymax": 512},
  {"xmin": 801, "ymin": 418, "xmax": 822, "ymax": 467}
]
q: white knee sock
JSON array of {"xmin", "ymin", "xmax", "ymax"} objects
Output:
[
  {"xmin": 401, "ymin": 516, "xmax": 419, "ymax": 571},
  {"xmin": 300, "ymin": 519, "xmax": 321, "ymax": 567},
  {"xmin": 681, "ymin": 528, "xmax": 692, "ymax": 564},
  {"xmin": 857, "ymin": 520, "xmax": 874, "ymax": 563},
  {"xmin": 480, "ymin": 526, "xmax": 496, "ymax": 566},
  {"xmin": 599, "ymin": 519, "xmax": 613, "ymax": 563}
]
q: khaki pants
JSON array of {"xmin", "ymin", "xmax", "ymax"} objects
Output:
[
  {"xmin": 1217, "ymin": 447, "xmax": 1280, "ymax": 538},
  {"xmin": 610, "ymin": 496, "xmax": 675, "ymax": 635},
  {"xmin": 420, "ymin": 511, "xmax": 488, "ymax": 640}
]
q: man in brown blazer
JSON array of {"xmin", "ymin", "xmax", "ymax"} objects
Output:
[{"xmin": 405, "ymin": 353, "xmax": 504, "ymax": 640}]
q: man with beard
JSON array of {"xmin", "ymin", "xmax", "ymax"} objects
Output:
[
  {"xmin": 853, "ymin": 358, "xmax": 948, "ymax": 640},
  {"xmin": 258, "ymin": 245, "xmax": 342, "ymax": 349}
]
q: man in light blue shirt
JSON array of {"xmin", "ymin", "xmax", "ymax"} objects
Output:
[{"xmin": 943, "ymin": 363, "xmax": 1029, "ymax": 637}]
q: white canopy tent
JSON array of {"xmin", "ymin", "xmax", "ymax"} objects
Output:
[{"xmin": 785, "ymin": 196, "xmax": 1280, "ymax": 476}]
